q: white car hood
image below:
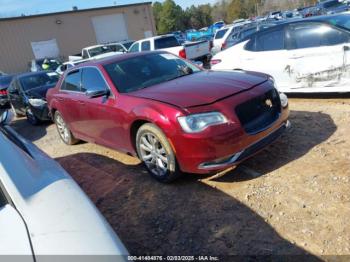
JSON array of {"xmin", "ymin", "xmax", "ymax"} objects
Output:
[{"xmin": 0, "ymin": 127, "xmax": 128, "ymax": 256}]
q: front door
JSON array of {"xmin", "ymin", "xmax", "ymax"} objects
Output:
[{"xmin": 78, "ymin": 67, "xmax": 125, "ymax": 149}]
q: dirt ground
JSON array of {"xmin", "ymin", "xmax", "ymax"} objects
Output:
[{"xmin": 10, "ymin": 97, "xmax": 350, "ymax": 258}]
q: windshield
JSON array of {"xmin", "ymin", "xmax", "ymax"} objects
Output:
[
  {"xmin": 0, "ymin": 75, "xmax": 14, "ymax": 87},
  {"xmin": 154, "ymin": 37, "xmax": 180, "ymax": 49},
  {"xmin": 123, "ymin": 41, "xmax": 134, "ymax": 49},
  {"xmin": 20, "ymin": 72, "xmax": 59, "ymax": 91},
  {"xmin": 104, "ymin": 53, "xmax": 201, "ymax": 93},
  {"xmin": 89, "ymin": 46, "xmax": 113, "ymax": 57}
]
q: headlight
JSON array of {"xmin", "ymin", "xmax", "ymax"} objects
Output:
[
  {"xmin": 28, "ymin": 98, "xmax": 47, "ymax": 107},
  {"xmin": 178, "ymin": 112, "xmax": 228, "ymax": 133},
  {"xmin": 279, "ymin": 93, "xmax": 288, "ymax": 108}
]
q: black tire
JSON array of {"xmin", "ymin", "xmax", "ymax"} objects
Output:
[
  {"xmin": 26, "ymin": 108, "xmax": 40, "ymax": 125},
  {"xmin": 54, "ymin": 110, "xmax": 79, "ymax": 145},
  {"xmin": 136, "ymin": 123, "xmax": 182, "ymax": 183}
]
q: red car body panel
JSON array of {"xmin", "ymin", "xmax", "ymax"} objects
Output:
[
  {"xmin": 128, "ymin": 70, "xmax": 268, "ymax": 108},
  {"xmin": 47, "ymin": 52, "xmax": 289, "ymax": 174}
]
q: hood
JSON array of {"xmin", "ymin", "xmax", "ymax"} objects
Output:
[
  {"xmin": 129, "ymin": 70, "xmax": 268, "ymax": 108},
  {"xmin": 25, "ymin": 84, "xmax": 56, "ymax": 99}
]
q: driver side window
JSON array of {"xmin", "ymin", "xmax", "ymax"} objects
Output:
[{"xmin": 81, "ymin": 67, "xmax": 108, "ymax": 92}]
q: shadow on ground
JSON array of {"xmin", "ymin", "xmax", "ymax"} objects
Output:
[
  {"xmin": 9, "ymin": 117, "xmax": 51, "ymax": 142},
  {"xmin": 57, "ymin": 152, "xmax": 320, "ymax": 259},
  {"xmin": 213, "ymin": 110, "xmax": 336, "ymax": 182}
]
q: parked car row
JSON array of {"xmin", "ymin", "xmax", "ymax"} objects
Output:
[{"xmin": 211, "ymin": 13, "xmax": 350, "ymax": 93}]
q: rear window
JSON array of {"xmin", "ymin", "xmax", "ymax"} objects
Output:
[
  {"xmin": 20, "ymin": 72, "xmax": 59, "ymax": 91},
  {"xmin": 154, "ymin": 36, "xmax": 180, "ymax": 49},
  {"xmin": 215, "ymin": 29, "xmax": 229, "ymax": 39}
]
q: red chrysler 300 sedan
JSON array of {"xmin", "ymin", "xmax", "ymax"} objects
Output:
[{"xmin": 47, "ymin": 51, "xmax": 290, "ymax": 183}]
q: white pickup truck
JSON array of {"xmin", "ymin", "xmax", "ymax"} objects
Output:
[
  {"xmin": 128, "ymin": 34, "xmax": 211, "ymax": 66},
  {"xmin": 69, "ymin": 44, "xmax": 123, "ymax": 62}
]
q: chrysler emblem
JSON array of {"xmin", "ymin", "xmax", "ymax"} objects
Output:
[{"xmin": 265, "ymin": 99, "xmax": 273, "ymax": 108}]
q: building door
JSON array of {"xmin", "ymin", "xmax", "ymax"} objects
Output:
[{"xmin": 91, "ymin": 14, "xmax": 129, "ymax": 44}]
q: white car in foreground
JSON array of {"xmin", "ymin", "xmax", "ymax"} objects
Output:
[
  {"xmin": 0, "ymin": 110, "xmax": 128, "ymax": 261},
  {"xmin": 211, "ymin": 13, "xmax": 350, "ymax": 93}
]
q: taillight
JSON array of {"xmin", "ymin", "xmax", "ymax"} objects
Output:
[
  {"xmin": 210, "ymin": 59, "xmax": 222, "ymax": 66},
  {"xmin": 221, "ymin": 42, "xmax": 227, "ymax": 50},
  {"xmin": 179, "ymin": 49, "xmax": 186, "ymax": 59},
  {"xmin": 0, "ymin": 89, "xmax": 7, "ymax": 96}
]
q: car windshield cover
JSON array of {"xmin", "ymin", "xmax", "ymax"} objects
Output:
[
  {"xmin": 20, "ymin": 72, "xmax": 59, "ymax": 91},
  {"xmin": 154, "ymin": 37, "xmax": 180, "ymax": 49},
  {"xmin": 104, "ymin": 53, "xmax": 201, "ymax": 93},
  {"xmin": 89, "ymin": 46, "xmax": 113, "ymax": 57}
]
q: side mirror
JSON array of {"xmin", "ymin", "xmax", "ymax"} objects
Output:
[
  {"xmin": 0, "ymin": 110, "xmax": 14, "ymax": 126},
  {"xmin": 86, "ymin": 89, "xmax": 110, "ymax": 98}
]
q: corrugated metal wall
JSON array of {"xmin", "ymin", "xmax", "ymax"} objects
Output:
[{"xmin": 0, "ymin": 3, "xmax": 156, "ymax": 73}]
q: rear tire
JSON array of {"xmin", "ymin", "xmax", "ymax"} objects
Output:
[
  {"xmin": 54, "ymin": 111, "xmax": 79, "ymax": 145},
  {"xmin": 136, "ymin": 123, "xmax": 182, "ymax": 183}
]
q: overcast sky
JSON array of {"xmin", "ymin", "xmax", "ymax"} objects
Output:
[{"xmin": 0, "ymin": 0, "xmax": 218, "ymax": 18}]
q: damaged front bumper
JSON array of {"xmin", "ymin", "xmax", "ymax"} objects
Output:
[{"xmin": 198, "ymin": 120, "xmax": 291, "ymax": 170}]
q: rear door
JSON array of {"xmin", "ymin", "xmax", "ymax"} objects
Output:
[
  {"xmin": 285, "ymin": 22, "xmax": 350, "ymax": 91},
  {"xmin": 0, "ymin": 185, "xmax": 33, "ymax": 258},
  {"xmin": 239, "ymin": 26, "xmax": 290, "ymax": 91}
]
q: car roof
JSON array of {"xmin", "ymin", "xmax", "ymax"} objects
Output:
[{"xmin": 71, "ymin": 51, "xmax": 168, "ymax": 69}]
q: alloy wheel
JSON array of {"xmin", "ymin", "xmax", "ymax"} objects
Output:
[
  {"xmin": 139, "ymin": 132, "xmax": 169, "ymax": 177},
  {"xmin": 55, "ymin": 114, "xmax": 70, "ymax": 143}
]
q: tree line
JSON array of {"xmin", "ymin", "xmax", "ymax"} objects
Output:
[{"xmin": 153, "ymin": 0, "xmax": 317, "ymax": 34}]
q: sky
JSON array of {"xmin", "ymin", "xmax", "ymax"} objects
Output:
[{"xmin": 0, "ymin": 0, "xmax": 218, "ymax": 18}]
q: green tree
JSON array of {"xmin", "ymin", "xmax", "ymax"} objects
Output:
[
  {"xmin": 152, "ymin": 1, "xmax": 163, "ymax": 33},
  {"xmin": 157, "ymin": 0, "xmax": 185, "ymax": 34}
]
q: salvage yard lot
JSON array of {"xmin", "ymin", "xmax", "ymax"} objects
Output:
[{"xmin": 11, "ymin": 97, "xmax": 350, "ymax": 256}]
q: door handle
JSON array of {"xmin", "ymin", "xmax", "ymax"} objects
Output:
[
  {"xmin": 78, "ymin": 101, "xmax": 85, "ymax": 105},
  {"xmin": 57, "ymin": 97, "xmax": 64, "ymax": 101},
  {"xmin": 343, "ymin": 46, "xmax": 350, "ymax": 52}
]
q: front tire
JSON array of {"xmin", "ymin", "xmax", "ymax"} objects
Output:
[
  {"xmin": 136, "ymin": 123, "xmax": 182, "ymax": 183},
  {"xmin": 54, "ymin": 111, "xmax": 79, "ymax": 145}
]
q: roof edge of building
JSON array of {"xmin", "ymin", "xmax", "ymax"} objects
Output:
[{"xmin": 0, "ymin": 2, "xmax": 153, "ymax": 22}]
